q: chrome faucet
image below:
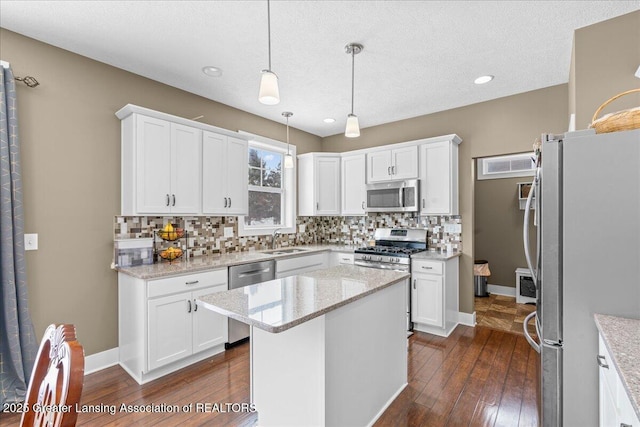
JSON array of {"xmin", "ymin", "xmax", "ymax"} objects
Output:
[{"xmin": 272, "ymin": 228, "xmax": 281, "ymax": 249}]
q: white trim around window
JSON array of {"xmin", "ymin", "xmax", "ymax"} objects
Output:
[{"xmin": 237, "ymin": 131, "xmax": 297, "ymax": 236}]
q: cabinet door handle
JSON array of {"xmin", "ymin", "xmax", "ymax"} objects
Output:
[
  {"xmin": 413, "ymin": 279, "xmax": 416, "ymax": 289},
  {"xmin": 317, "ymin": 202, "xmax": 319, "ymax": 210},
  {"xmin": 362, "ymin": 201, "xmax": 365, "ymax": 210},
  {"xmin": 224, "ymin": 197, "xmax": 228, "ymax": 208},
  {"xmin": 187, "ymin": 300, "xmax": 192, "ymax": 313},
  {"xmin": 172, "ymin": 194, "xmax": 176, "ymax": 206},
  {"xmin": 228, "ymin": 197, "xmax": 231, "ymax": 208},
  {"xmin": 185, "ymin": 280, "xmax": 199, "ymax": 285},
  {"xmin": 596, "ymin": 355, "xmax": 609, "ymax": 369},
  {"xmin": 392, "ymin": 165, "xmax": 396, "ymax": 175},
  {"xmin": 388, "ymin": 166, "xmax": 391, "ymax": 175},
  {"xmin": 193, "ymin": 299, "xmax": 198, "ymax": 312},
  {"xmin": 422, "ymin": 198, "xmax": 425, "ymax": 208},
  {"xmin": 166, "ymin": 194, "xmax": 170, "ymax": 206}
]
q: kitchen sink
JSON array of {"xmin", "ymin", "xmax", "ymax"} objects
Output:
[{"xmin": 262, "ymin": 248, "xmax": 308, "ymax": 255}]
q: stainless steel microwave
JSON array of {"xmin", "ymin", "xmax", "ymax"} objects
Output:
[{"xmin": 366, "ymin": 179, "xmax": 419, "ymax": 213}]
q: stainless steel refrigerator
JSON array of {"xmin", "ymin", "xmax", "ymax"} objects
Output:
[{"xmin": 522, "ymin": 128, "xmax": 640, "ymax": 426}]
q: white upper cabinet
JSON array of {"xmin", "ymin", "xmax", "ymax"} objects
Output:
[
  {"xmin": 341, "ymin": 153, "xmax": 366, "ymax": 215},
  {"xmin": 419, "ymin": 140, "xmax": 459, "ymax": 215},
  {"xmin": 117, "ymin": 104, "xmax": 249, "ymax": 216},
  {"xmin": 367, "ymin": 146, "xmax": 418, "ymax": 183},
  {"xmin": 124, "ymin": 114, "xmax": 202, "ymax": 215},
  {"xmin": 298, "ymin": 153, "xmax": 341, "ymax": 216},
  {"xmin": 202, "ymin": 131, "xmax": 248, "ymax": 215}
]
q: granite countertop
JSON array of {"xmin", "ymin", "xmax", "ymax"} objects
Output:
[
  {"xmin": 116, "ymin": 244, "xmax": 356, "ymax": 279},
  {"xmin": 411, "ymin": 250, "xmax": 462, "ymax": 261},
  {"xmin": 594, "ymin": 314, "xmax": 640, "ymax": 419},
  {"xmin": 197, "ymin": 264, "xmax": 409, "ymax": 333}
]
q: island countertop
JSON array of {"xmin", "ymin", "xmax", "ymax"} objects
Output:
[{"xmin": 197, "ymin": 264, "xmax": 409, "ymax": 333}]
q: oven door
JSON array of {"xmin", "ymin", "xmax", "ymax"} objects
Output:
[{"xmin": 366, "ymin": 179, "xmax": 419, "ymax": 212}]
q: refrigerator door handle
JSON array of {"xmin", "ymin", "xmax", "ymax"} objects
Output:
[
  {"xmin": 523, "ymin": 311, "xmax": 540, "ymax": 353},
  {"xmin": 523, "ymin": 172, "xmax": 538, "ymax": 283}
]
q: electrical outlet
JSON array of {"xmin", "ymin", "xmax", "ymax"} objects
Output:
[
  {"xmin": 224, "ymin": 227, "xmax": 234, "ymax": 238},
  {"xmin": 298, "ymin": 224, "xmax": 306, "ymax": 233},
  {"xmin": 25, "ymin": 233, "xmax": 38, "ymax": 251}
]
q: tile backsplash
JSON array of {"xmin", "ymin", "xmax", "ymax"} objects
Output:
[{"xmin": 114, "ymin": 214, "xmax": 462, "ymax": 257}]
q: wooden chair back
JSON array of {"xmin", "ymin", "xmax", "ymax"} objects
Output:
[{"xmin": 20, "ymin": 324, "xmax": 85, "ymax": 427}]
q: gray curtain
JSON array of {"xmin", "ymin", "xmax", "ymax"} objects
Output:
[{"xmin": 0, "ymin": 65, "xmax": 37, "ymax": 405}]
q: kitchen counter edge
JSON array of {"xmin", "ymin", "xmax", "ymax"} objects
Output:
[
  {"xmin": 115, "ymin": 245, "xmax": 356, "ymax": 280},
  {"xmin": 198, "ymin": 265, "xmax": 410, "ymax": 333},
  {"xmin": 594, "ymin": 313, "xmax": 640, "ymax": 420}
]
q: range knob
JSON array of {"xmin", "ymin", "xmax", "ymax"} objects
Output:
[{"xmin": 377, "ymin": 256, "xmax": 383, "ymax": 261}]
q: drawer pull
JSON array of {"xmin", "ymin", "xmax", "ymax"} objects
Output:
[
  {"xmin": 620, "ymin": 424, "xmax": 632, "ymax": 427},
  {"xmin": 185, "ymin": 280, "xmax": 199, "ymax": 285},
  {"xmin": 187, "ymin": 300, "xmax": 192, "ymax": 313},
  {"xmin": 342, "ymin": 258, "xmax": 350, "ymax": 262},
  {"xmin": 596, "ymin": 355, "xmax": 609, "ymax": 369},
  {"xmin": 421, "ymin": 266, "xmax": 433, "ymax": 270}
]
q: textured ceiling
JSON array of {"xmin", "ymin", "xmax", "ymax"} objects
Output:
[{"xmin": 1, "ymin": 1, "xmax": 638, "ymax": 137}]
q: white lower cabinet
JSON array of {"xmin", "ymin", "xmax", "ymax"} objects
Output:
[
  {"xmin": 118, "ymin": 269, "xmax": 228, "ymax": 384},
  {"xmin": 411, "ymin": 257, "xmax": 459, "ymax": 337},
  {"xmin": 598, "ymin": 334, "xmax": 640, "ymax": 427},
  {"xmin": 276, "ymin": 253, "xmax": 329, "ymax": 279}
]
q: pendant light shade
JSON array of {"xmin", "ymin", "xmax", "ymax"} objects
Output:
[
  {"xmin": 282, "ymin": 112, "xmax": 294, "ymax": 169},
  {"xmin": 345, "ymin": 43, "xmax": 363, "ymax": 138},
  {"xmin": 259, "ymin": 70, "xmax": 280, "ymax": 105},
  {"xmin": 259, "ymin": 0, "xmax": 280, "ymax": 105},
  {"xmin": 345, "ymin": 114, "xmax": 360, "ymax": 138}
]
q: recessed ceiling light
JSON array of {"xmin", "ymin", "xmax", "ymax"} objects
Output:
[
  {"xmin": 323, "ymin": 118, "xmax": 336, "ymax": 123},
  {"xmin": 474, "ymin": 75, "xmax": 494, "ymax": 85},
  {"xmin": 202, "ymin": 66, "xmax": 223, "ymax": 77}
]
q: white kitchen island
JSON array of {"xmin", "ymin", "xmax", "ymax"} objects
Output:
[{"xmin": 197, "ymin": 264, "xmax": 409, "ymax": 427}]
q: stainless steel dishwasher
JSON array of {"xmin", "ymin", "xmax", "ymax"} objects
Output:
[{"xmin": 226, "ymin": 259, "xmax": 275, "ymax": 348}]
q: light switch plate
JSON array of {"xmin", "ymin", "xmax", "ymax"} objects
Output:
[
  {"xmin": 224, "ymin": 227, "xmax": 234, "ymax": 238},
  {"xmin": 25, "ymin": 233, "xmax": 38, "ymax": 251}
]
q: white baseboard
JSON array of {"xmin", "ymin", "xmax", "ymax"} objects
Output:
[
  {"xmin": 84, "ymin": 347, "xmax": 119, "ymax": 375},
  {"xmin": 487, "ymin": 284, "xmax": 516, "ymax": 297},
  {"xmin": 458, "ymin": 311, "xmax": 476, "ymax": 327}
]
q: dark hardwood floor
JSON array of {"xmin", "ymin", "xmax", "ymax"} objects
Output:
[{"xmin": 1, "ymin": 325, "xmax": 538, "ymax": 426}]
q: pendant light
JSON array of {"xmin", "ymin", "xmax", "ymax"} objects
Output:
[
  {"xmin": 259, "ymin": 0, "xmax": 280, "ymax": 105},
  {"xmin": 345, "ymin": 43, "xmax": 363, "ymax": 138},
  {"xmin": 282, "ymin": 112, "xmax": 294, "ymax": 169}
]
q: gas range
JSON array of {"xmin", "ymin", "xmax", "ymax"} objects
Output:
[{"xmin": 354, "ymin": 228, "xmax": 427, "ymax": 272}]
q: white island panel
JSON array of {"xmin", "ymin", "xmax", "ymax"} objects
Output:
[{"xmin": 251, "ymin": 280, "xmax": 408, "ymax": 427}]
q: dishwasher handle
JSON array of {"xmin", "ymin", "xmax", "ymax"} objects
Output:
[{"xmin": 238, "ymin": 268, "xmax": 272, "ymax": 278}]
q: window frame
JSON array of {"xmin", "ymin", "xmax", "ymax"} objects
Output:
[
  {"xmin": 237, "ymin": 131, "xmax": 296, "ymax": 237},
  {"xmin": 476, "ymin": 152, "xmax": 536, "ymax": 180}
]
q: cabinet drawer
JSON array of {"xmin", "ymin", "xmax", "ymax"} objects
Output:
[
  {"xmin": 277, "ymin": 253, "xmax": 327, "ymax": 274},
  {"xmin": 336, "ymin": 253, "xmax": 354, "ymax": 265},
  {"xmin": 412, "ymin": 260, "xmax": 443, "ymax": 275},
  {"xmin": 148, "ymin": 269, "xmax": 227, "ymax": 298}
]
